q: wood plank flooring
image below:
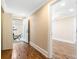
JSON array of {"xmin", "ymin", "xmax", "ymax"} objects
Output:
[
  {"xmin": 1, "ymin": 42, "xmax": 47, "ymax": 59},
  {"xmin": 1, "ymin": 40, "xmax": 76, "ymax": 59},
  {"xmin": 52, "ymin": 40, "xmax": 76, "ymax": 59},
  {"xmin": 1, "ymin": 49, "xmax": 12, "ymax": 59}
]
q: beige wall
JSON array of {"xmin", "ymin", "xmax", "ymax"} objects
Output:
[
  {"xmin": 29, "ymin": 1, "xmax": 51, "ymax": 51},
  {"xmin": 1, "ymin": 11, "xmax": 13, "ymax": 50}
]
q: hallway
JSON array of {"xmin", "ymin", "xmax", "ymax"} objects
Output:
[
  {"xmin": 1, "ymin": 42, "xmax": 47, "ymax": 59},
  {"xmin": 1, "ymin": 40, "xmax": 76, "ymax": 59}
]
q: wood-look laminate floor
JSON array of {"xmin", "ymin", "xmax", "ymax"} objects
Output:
[
  {"xmin": 1, "ymin": 42, "xmax": 47, "ymax": 59},
  {"xmin": 1, "ymin": 40, "xmax": 76, "ymax": 59},
  {"xmin": 52, "ymin": 40, "xmax": 76, "ymax": 59}
]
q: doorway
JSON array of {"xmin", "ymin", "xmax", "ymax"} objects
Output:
[
  {"xmin": 12, "ymin": 16, "xmax": 29, "ymax": 43},
  {"xmin": 49, "ymin": 0, "xmax": 77, "ymax": 58}
]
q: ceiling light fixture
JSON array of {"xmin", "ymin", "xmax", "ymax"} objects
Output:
[
  {"xmin": 69, "ymin": 8, "xmax": 74, "ymax": 12},
  {"xmin": 60, "ymin": 2, "xmax": 66, "ymax": 7}
]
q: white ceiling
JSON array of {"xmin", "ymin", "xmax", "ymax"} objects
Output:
[
  {"xmin": 52, "ymin": 0, "xmax": 77, "ymax": 19},
  {"xmin": 2, "ymin": 0, "xmax": 47, "ymax": 16}
]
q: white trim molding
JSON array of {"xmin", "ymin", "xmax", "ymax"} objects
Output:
[
  {"xmin": 48, "ymin": 0, "xmax": 58, "ymax": 58},
  {"xmin": 52, "ymin": 38, "xmax": 75, "ymax": 44},
  {"xmin": 30, "ymin": 41, "xmax": 48, "ymax": 58}
]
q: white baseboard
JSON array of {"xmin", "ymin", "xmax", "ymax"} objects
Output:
[
  {"xmin": 52, "ymin": 38, "xmax": 75, "ymax": 44},
  {"xmin": 30, "ymin": 41, "xmax": 48, "ymax": 58}
]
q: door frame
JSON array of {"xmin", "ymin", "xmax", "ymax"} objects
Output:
[
  {"xmin": 28, "ymin": 19, "xmax": 30, "ymax": 43},
  {"xmin": 48, "ymin": 0, "xmax": 77, "ymax": 58},
  {"xmin": 48, "ymin": 0, "xmax": 58, "ymax": 58}
]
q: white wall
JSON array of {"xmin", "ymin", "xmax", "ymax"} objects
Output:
[
  {"xmin": 12, "ymin": 19, "xmax": 23, "ymax": 35},
  {"xmin": 51, "ymin": 0, "xmax": 76, "ymax": 44},
  {"xmin": 52, "ymin": 16, "xmax": 76, "ymax": 44},
  {"xmin": 22, "ymin": 18, "xmax": 28, "ymax": 42}
]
